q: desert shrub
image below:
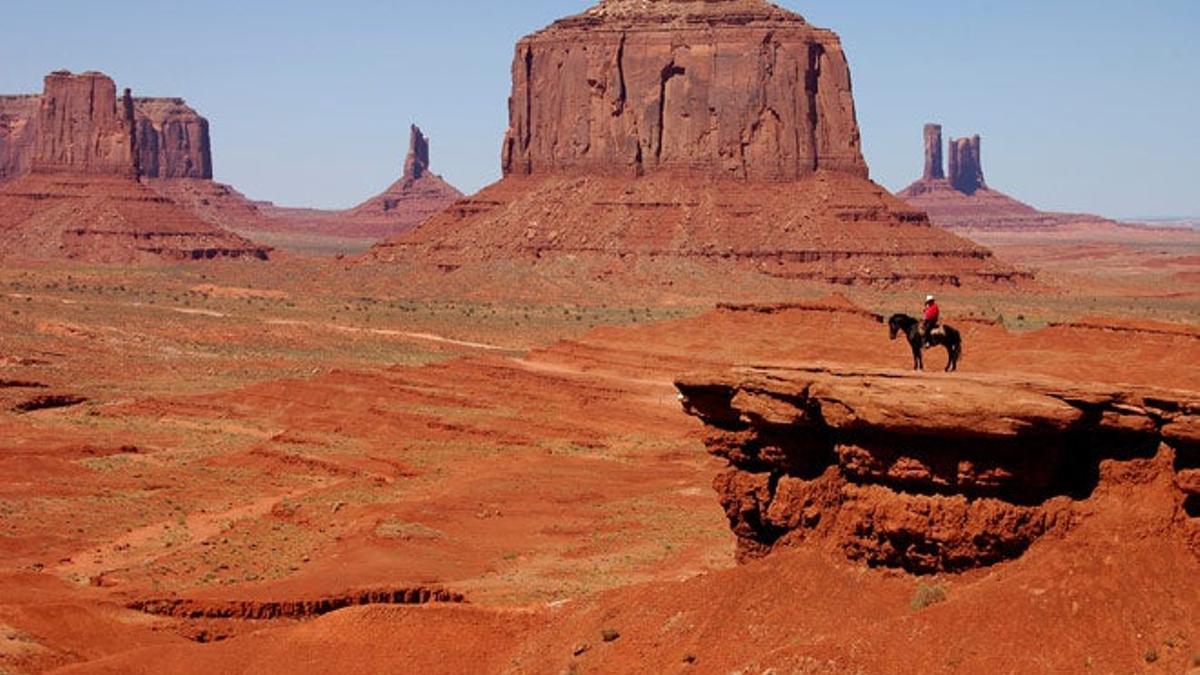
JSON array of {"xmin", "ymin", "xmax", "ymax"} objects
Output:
[{"xmin": 910, "ymin": 582, "xmax": 947, "ymax": 611}]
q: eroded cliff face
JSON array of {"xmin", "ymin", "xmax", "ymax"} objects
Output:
[
  {"xmin": 678, "ymin": 365, "xmax": 1200, "ymax": 573},
  {"xmin": 0, "ymin": 95, "xmax": 40, "ymax": 181},
  {"xmin": 0, "ymin": 77, "xmax": 213, "ymax": 180},
  {"xmin": 501, "ymin": 0, "xmax": 867, "ymax": 181},
  {"xmin": 133, "ymin": 98, "xmax": 213, "ymax": 179},
  {"xmin": 32, "ymin": 71, "xmax": 138, "ymax": 177}
]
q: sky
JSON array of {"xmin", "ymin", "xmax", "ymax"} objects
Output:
[{"xmin": 2, "ymin": 1, "xmax": 1197, "ymax": 219}]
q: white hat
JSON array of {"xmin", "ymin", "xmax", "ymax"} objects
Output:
[{"xmin": 926, "ymin": 294, "xmax": 936, "ymax": 302}]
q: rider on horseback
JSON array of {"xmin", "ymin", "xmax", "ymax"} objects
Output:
[{"xmin": 922, "ymin": 294, "xmax": 941, "ymax": 347}]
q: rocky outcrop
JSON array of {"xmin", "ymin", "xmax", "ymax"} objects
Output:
[
  {"xmin": 368, "ymin": 1, "xmax": 1024, "ymax": 289},
  {"xmin": 922, "ymin": 123, "xmax": 944, "ymax": 181},
  {"xmin": 678, "ymin": 365, "xmax": 1200, "ymax": 572},
  {"xmin": 899, "ymin": 123, "xmax": 1115, "ymax": 230},
  {"xmin": 0, "ymin": 71, "xmax": 269, "ymax": 263},
  {"xmin": 338, "ymin": 124, "xmax": 464, "ymax": 237},
  {"xmin": 0, "ymin": 76, "xmax": 212, "ymax": 180},
  {"xmin": 403, "ymin": 124, "xmax": 430, "ymax": 180},
  {"xmin": 133, "ymin": 98, "xmax": 213, "ymax": 179},
  {"xmin": 947, "ymin": 135, "xmax": 984, "ymax": 194},
  {"xmin": 128, "ymin": 586, "xmax": 465, "ymax": 621},
  {"xmin": 0, "ymin": 95, "xmax": 40, "ymax": 180},
  {"xmin": 32, "ymin": 71, "xmax": 138, "ymax": 177},
  {"xmin": 502, "ymin": 0, "xmax": 867, "ymax": 180},
  {"xmin": 0, "ymin": 174, "xmax": 271, "ymax": 263}
]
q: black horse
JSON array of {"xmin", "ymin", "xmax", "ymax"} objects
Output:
[{"xmin": 888, "ymin": 313, "xmax": 962, "ymax": 372}]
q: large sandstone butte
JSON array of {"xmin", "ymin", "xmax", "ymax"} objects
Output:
[
  {"xmin": 0, "ymin": 73, "xmax": 213, "ymax": 181},
  {"xmin": 678, "ymin": 364, "xmax": 1200, "ymax": 572},
  {"xmin": 898, "ymin": 123, "xmax": 1116, "ymax": 231},
  {"xmin": 369, "ymin": 0, "xmax": 1022, "ymax": 288},
  {"xmin": 0, "ymin": 71, "xmax": 268, "ymax": 263}
]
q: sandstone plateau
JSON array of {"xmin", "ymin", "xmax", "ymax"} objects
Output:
[
  {"xmin": 898, "ymin": 123, "xmax": 1121, "ymax": 231},
  {"xmin": 0, "ymin": 71, "xmax": 268, "ymax": 263},
  {"xmin": 369, "ymin": 0, "xmax": 1023, "ymax": 289}
]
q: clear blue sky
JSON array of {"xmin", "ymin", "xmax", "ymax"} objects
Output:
[{"xmin": 2, "ymin": 1, "xmax": 1197, "ymax": 218}]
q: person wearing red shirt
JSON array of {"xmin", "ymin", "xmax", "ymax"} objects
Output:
[{"xmin": 922, "ymin": 294, "xmax": 940, "ymax": 347}]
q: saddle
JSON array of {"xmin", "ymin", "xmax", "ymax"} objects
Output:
[{"xmin": 929, "ymin": 326, "xmax": 946, "ymax": 338}]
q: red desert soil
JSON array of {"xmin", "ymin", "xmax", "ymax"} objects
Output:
[{"xmin": 1, "ymin": 269, "xmax": 1197, "ymax": 672}]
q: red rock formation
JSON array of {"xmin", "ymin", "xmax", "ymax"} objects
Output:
[
  {"xmin": 403, "ymin": 124, "xmax": 430, "ymax": 179},
  {"xmin": 502, "ymin": 0, "xmax": 867, "ymax": 180},
  {"xmin": 339, "ymin": 124, "xmax": 464, "ymax": 237},
  {"xmin": 948, "ymin": 134, "xmax": 984, "ymax": 194},
  {"xmin": 0, "ymin": 80, "xmax": 212, "ymax": 181},
  {"xmin": 369, "ymin": 0, "xmax": 1023, "ymax": 289},
  {"xmin": 32, "ymin": 71, "xmax": 138, "ymax": 177},
  {"xmin": 133, "ymin": 98, "xmax": 213, "ymax": 179},
  {"xmin": 678, "ymin": 365, "xmax": 1200, "ymax": 571},
  {"xmin": 0, "ymin": 174, "xmax": 271, "ymax": 263},
  {"xmin": 922, "ymin": 123, "xmax": 944, "ymax": 180},
  {"xmin": 0, "ymin": 95, "xmax": 40, "ymax": 180},
  {"xmin": 0, "ymin": 71, "xmax": 269, "ymax": 263},
  {"xmin": 899, "ymin": 123, "xmax": 1117, "ymax": 231}
]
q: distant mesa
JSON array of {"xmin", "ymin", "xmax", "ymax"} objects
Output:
[
  {"xmin": 368, "ymin": 0, "xmax": 1022, "ymax": 288},
  {"xmin": 898, "ymin": 123, "xmax": 1113, "ymax": 231},
  {"xmin": 0, "ymin": 71, "xmax": 269, "ymax": 263}
]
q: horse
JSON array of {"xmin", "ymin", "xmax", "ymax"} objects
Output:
[{"xmin": 888, "ymin": 313, "xmax": 962, "ymax": 372}]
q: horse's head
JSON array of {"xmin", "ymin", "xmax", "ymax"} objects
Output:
[{"xmin": 887, "ymin": 314, "xmax": 901, "ymax": 340}]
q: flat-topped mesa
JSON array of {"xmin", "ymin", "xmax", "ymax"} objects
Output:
[
  {"xmin": 923, "ymin": 123, "xmax": 944, "ymax": 181},
  {"xmin": 32, "ymin": 71, "xmax": 138, "ymax": 177},
  {"xmin": 502, "ymin": 0, "xmax": 868, "ymax": 180},
  {"xmin": 403, "ymin": 124, "xmax": 430, "ymax": 180},
  {"xmin": 948, "ymin": 134, "xmax": 984, "ymax": 194},
  {"xmin": 133, "ymin": 98, "xmax": 213, "ymax": 179}
]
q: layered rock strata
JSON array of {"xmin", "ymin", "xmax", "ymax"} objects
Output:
[
  {"xmin": 677, "ymin": 365, "xmax": 1200, "ymax": 572},
  {"xmin": 0, "ymin": 174, "xmax": 271, "ymax": 263},
  {"xmin": 369, "ymin": 0, "xmax": 1023, "ymax": 288},
  {"xmin": 899, "ymin": 123, "xmax": 1115, "ymax": 230}
]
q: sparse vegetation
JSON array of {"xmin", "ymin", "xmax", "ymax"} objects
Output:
[{"xmin": 910, "ymin": 582, "xmax": 948, "ymax": 611}]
